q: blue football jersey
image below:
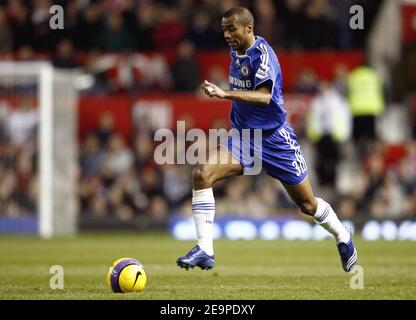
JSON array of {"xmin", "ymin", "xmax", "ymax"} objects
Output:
[{"xmin": 228, "ymin": 36, "xmax": 286, "ymax": 130}]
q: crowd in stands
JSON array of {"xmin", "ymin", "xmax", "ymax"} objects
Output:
[
  {"xmin": 1, "ymin": 88, "xmax": 415, "ymax": 222},
  {"xmin": 0, "ymin": 0, "xmax": 380, "ymax": 53},
  {"xmin": 0, "ymin": 0, "xmax": 382, "ymax": 94},
  {"xmin": 78, "ymin": 106, "xmax": 416, "ymax": 221},
  {"xmin": 0, "ymin": 0, "xmax": 414, "ymax": 223},
  {"xmin": 0, "ymin": 94, "xmax": 38, "ymax": 217}
]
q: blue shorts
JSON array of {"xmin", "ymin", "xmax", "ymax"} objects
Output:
[{"xmin": 224, "ymin": 122, "xmax": 308, "ymax": 185}]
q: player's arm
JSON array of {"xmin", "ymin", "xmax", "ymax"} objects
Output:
[{"xmin": 201, "ymin": 80, "xmax": 271, "ymax": 106}]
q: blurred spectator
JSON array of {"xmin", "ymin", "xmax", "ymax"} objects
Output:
[
  {"xmin": 294, "ymin": 68, "xmax": 319, "ymax": 94},
  {"xmin": 152, "ymin": 7, "xmax": 186, "ymax": 51},
  {"xmin": 0, "ymin": 100, "xmax": 8, "ymax": 139},
  {"xmin": 140, "ymin": 166, "xmax": 163, "ymax": 198},
  {"xmin": 253, "ymin": 0, "xmax": 277, "ymax": 46},
  {"xmin": 399, "ymin": 142, "xmax": 416, "ymax": 216},
  {"xmin": 335, "ymin": 195, "xmax": 356, "ymax": 219},
  {"xmin": 102, "ymin": 134, "xmax": 134, "ymax": 176},
  {"xmin": 94, "ymin": 13, "xmax": 135, "ymax": 51},
  {"xmin": 369, "ymin": 170, "xmax": 404, "ymax": 219},
  {"xmin": 347, "ymin": 63, "xmax": 385, "ymax": 158},
  {"xmin": 399, "ymin": 142, "xmax": 416, "ymax": 191},
  {"xmin": 134, "ymin": 53, "xmax": 173, "ymax": 91},
  {"xmin": 329, "ymin": 0, "xmax": 352, "ymax": 49},
  {"xmin": 31, "ymin": 0, "xmax": 53, "ymax": 51},
  {"xmin": 88, "ymin": 193, "xmax": 108, "ymax": 217},
  {"xmin": 119, "ymin": 0, "xmax": 137, "ymax": 36},
  {"xmin": 31, "ymin": 0, "xmax": 51, "ymax": 26},
  {"xmin": 100, "ymin": 164, "xmax": 116, "ymax": 188},
  {"xmin": 0, "ymin": 6, "xmax": 12, "ymax": 52},
  {"xmin": 0, "ymin": 142, "xmax": 16, "ymax": 171},
  {"xmin": 84, "ymin": 52, "xmax": 134, "ymax": 92},
  {"xmin": 0, "ymin": 170, "xmax": 20, "ymax": 216},
  {"xmin": 5, "ymin": 97, "xmax": 38, "ymax": 147},
  {"xmin": 301, "ymin": 0, "xmax": 338, "ymax": 49},
  {"xmin": 217, "ymin": 0, "xmax": 241, "ymax": 15},
  {"xmin": 187, "ymin": 10, "xmax": 216, "ymax": 49},
  {"xmin": 76, "ymin": 2, "xmax": 104, "ymax": 50},
  {"xmin": 217, "ymin": 178, "xmax": 251, "ymax": 215},
  {"xmin": 256, "ymin": 175, "xmax": 278, "ymax": 212},
  {"xmin": 83, "ymin": 51, "xmax": 115, "ymax": 93},
  {"xmin": 332, "ymin": 63, "xmax": 348, "ymax": 96},
  {"xmin": 7, "ymin": 0, "xmax": 33, "ymax": 50},
  {"xmin": 134, "ymin": 133, "xmax": 154, "ymax": 167},
  {"xmin": 134, "ymin": 112, "xmax": 155, "ymax": 139},
  {"xmin": 161, "ymin": 164, "xmax": 192, "ymax": 209},
  {"xmin": 80, "ymin": 134, "xmax": 105, "ymax": 178},
  {"xmin": 115, "ymin": 51, "xmax": 138, "ymax": 92},
  {"xmin": 206, "ymin": 65, "xmax": 229, "ymax": 90},
  {"xmin": 14, "ymin": 155, "xmax": 36, "ymax": 212},
  {"xmin": 52, "ymin": 39, "xmax": 78, "ymax": 69},
  {"xmin": 354, "ymin": 143, "xmax": 385, "ymax": 215},
  {"xmin": 16, "ymin": 45, "xmax": 35, "ymax": 61},
  {"xmin": 307, "ymin": 81, "xmax": 352, "ymax": 187},
  {"xmin": 245, "ymin": 191, "xmax": 268, "ymax": 218},
  {"xmin": 134, "ymin": 3, "xmax": 156, "ymax": 51},
  {"xmin": 60, "ymin": 0, "xmax": 80, "ymax": 45},
  {"xmin": 93, "ymin": 112, "xmax": 116, "ymax": 147},
  {"xmin": 172, "ymin": 40, "xmax": 200, "ymax": 92},
  {"xmin": 276, "ymin": 0, "xmax": 305, "ymax": 49},
  {"xmin": 107, "ymin": 184, "xmax": 134, "ymax": 221},
  {"xmin": 147, "ymin": 195, "xmax": 169, "ymax": 219}
]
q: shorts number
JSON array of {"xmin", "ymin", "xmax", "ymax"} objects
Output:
[{"xmin": 279, "ymin": 128, "xmax": 307, "ymax": 177}]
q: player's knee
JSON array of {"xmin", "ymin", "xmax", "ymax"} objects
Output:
[
  {"xmin": 192, "ymin": 165, "xmax": 214, "ymax": 187},
  {"xmin": 298, "ymin": 199, "xmax": 317, "ymax": 216}
]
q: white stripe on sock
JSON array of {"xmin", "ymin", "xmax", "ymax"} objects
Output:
[
  {"xmin": 192, "ymin": 188, "xmax": 215, "ymax": 256},
  {"xmin": 313, "ymin": 198, "xmax": 350, "ymax": 244}
]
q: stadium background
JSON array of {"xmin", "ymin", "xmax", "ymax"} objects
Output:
[
  {"xmin": 1, "ymin": 0, "xmax": 415, "ymax": 238},
  {"xmin": 0, "ymin": 0, "xmax": 415, "ymax": 300}
]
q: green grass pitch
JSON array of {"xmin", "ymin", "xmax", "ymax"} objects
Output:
[{"xmin": 0, "ymin": 232, "xmax": 415, "ymax": 300}]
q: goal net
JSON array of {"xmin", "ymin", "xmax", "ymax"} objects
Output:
[{"xmin": 0, "ymin": 62, "xmax": 78, "ymax": 238}]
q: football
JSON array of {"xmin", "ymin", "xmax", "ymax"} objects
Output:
[{"xmin": 106, "ymin": 258, "xmax": 147, "ymax": 293}]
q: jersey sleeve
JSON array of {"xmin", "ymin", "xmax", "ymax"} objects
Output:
[{"xmin": 253, "ymin": 43, "xmax": 277, "ymax": 91}]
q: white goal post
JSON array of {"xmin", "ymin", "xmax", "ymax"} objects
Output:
[{"xmin": 0, "ymin": 62, "xmax": 78, "ymax": 238}]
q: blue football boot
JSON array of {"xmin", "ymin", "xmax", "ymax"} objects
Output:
[
  {"xmin": 337, "ymin": 232, "xmax": 358, "ymax": 272},
  {"xmin": 176, "ymin": 245, "xmax": 215, "ymax": 270}
]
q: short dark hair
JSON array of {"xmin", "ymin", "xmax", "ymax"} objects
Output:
[{"xmin": 222, "ymin": 6, "xmax": 254, "ymax": 26}]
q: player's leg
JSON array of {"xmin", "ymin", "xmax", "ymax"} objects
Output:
[
  {"xmin": 177, "ymin": 145, "xmax": 243, "ymax": 270},
  {"xmin": 262, "ymin": 123, "xmax": 357, "ymax": 271},
  {"xmin": 191, "ymin": 145, "xmax": 243, "ymax": 255},
  {"xmin": 192, "ymin": 145, "xmax": 244, "ymax": 189},
  {"xmin": 282, "ymin": 177, "xmax": 350, "ymax": 242},
  {"xmin": 282, "ymin": 177, "xmax": 357, "ymax": 272}
]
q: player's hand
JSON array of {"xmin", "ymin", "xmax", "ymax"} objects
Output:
[{"xmin": 201, "ymin": 80, "xmax": 225, "ymax": 99}]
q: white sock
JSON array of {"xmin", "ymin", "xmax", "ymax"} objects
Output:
[
  {"xmin": 313, "ymin": 198, "xmax": 350, "ymax": 244},
  {"xmin": 192, "ymin": 188, "xmax": 215, "ymax": 256}
]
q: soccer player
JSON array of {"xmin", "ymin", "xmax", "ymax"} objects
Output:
[{"xmin": 176, "ymin": 7, "xmax": 357, "ymax": 272}]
